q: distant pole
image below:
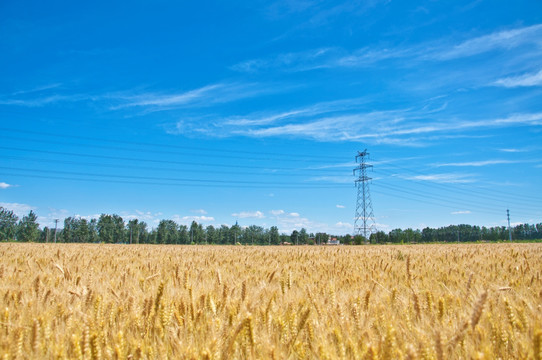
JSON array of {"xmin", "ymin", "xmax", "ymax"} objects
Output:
[
  {"xmin": 54, "ymin": 219, "xmax": 59, "ymax": 243},
  {"xmin": 130, "ymin": 226, "xmax": 133, "ymax": 244},
  {"xmin": 507, "ymin": 209, "xmax": 512, "ymax": 242}
]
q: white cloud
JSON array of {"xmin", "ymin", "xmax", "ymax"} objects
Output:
[
  {"xmin": 181, "ymin": 215, "xmax": 215, "ymax": 222},
  {"xmin": 191, "ymin": 209, "xmax": 208, "ymax": 215},
  {"xmin": 121, "ymin": 210, "xmax": 163, "ymax": 223},
  {"xmin": 270, "ymin": 209, "xmax": 285, "ymax": 216},
  {"xmin": 232, "ymin": 211, "xmax": 265, "ymax": 219},
  {"xmin": 336, "ymin": 204, "xmax": 345, "ymax": 208},
  {"xmin": 0, "ymin": 182, "xmax": 15, "ymax": 189},
  {"xmin": 432, "ymin": 24, "xmax": 542, "ymax": 60},
  {"xmin": 289, "ymin": 212, "xmax": 300, "ymax": 217},
  {"xmin": 493, "ymin": 69, "xmax": 542, "ymax": 88},
  {"xmin": 0, "ymin": 202, "xmax": 36, "ymax": 217},
  {"xmin": 451, "ymin": 211, "xmax": 471, "ymax": 215},
  {"xmin": 231, "ymin": 47, "xmax": 336, "ymax": 73},
  {"xmin": 116, "ymin": 84, "xmax": 223, "ymax": 108},
  {"xmin": 402, "ymin": 173, "xmax": 475, "ymax": 184},
  {"xmin": 231, "ymin": 24, "xmax": 542, "ymax": 74},
  {"xmin": 74, "ymin": 214, "xmax": 101, "ymax": 221},
  {"xmin": 498, "ymin": 148, "xmax": 527, "ymax": 153},
  {"xmin": 0, "ymin": 94, "xmax": 90, "ymax": 107},
  {"xmin": 309, "ymin": 176, "xmax": 352, "ymax": 184},
  {"xmin": 214, "ymin": 102, "xmax": 542, "ymax": 144},
  {"xmin": 113, "ymin": 82, "xmax": 276, "ymax": 113},
  {"xmin": 436, "ymin": 159, "xmax": 522, "ymax": 167},
  {"xmin": 335, "ymin": 221, "xmax": 352, "ymax": 228}
]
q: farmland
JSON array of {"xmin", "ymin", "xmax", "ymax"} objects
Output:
[{"xmin": 1, "ymin": 243, "xmax": 541, "ymax": 359}]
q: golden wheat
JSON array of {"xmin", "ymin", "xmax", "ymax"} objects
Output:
[{"xmin": 0, "ymin": 243, "xmax": 541, "ymax": 359}]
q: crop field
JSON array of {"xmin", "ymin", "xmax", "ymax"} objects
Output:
[{"xmin": 0, "ymin": 243, "xmax": 541, "ymax": 359}]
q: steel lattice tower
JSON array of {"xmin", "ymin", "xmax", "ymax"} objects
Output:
[{"xmin": 353, "ymin": 150, "xmax": 376, "ymax": 242}]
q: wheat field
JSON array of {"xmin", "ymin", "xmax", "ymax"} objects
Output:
[{"xmin": 0, "ymin": 243, "xmax": 541, "ymax": 359}]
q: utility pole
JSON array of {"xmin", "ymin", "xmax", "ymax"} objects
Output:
[
  {"xmin": 54, "ymin": 219, "xmax": 59, "ymax": 243},
  {"xmin": 353, "ymin": 150, "xmax": 376, "ymax": 243},
  {"xmin": 507, "ymin": 209, "xmax": 512, "ymax": 242}
]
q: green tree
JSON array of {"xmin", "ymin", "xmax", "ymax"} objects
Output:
[
  {"xmin": 290, "ymin": 230, "xmax": 299, "ymax": 245},
  {"xmin": 230, "ymin": 222, "xmax": 241, "ymax": 244},
  {"xmin": 269, "ymin": 226, "xmax": 280, "ymax": 245},
  {"xmin": 206, "ymin": 225, "xmax": 217, "ymax": 244},
  {"xmin": 97, "ymin": 214, "xmax": 115, "ymax": 243},
  {"xmin": 178, "ymin": 225, "xmax": 189, "ymax": 244},
  {"xmin": 314, "ymin": 232, "xmax": 328, "ymax": 245},
  {"xmin": 0, "ymin": 207, "xmax": 19, "ymax": 241},
  {"xmin": 157, "ymin": 220, "xmax": 178, "ymax": 244},
  {"xmin": 128, "ymin": 219, "xmax": 147, "ymax": 244},
  {"xmin": 112, "ymin": 215, "xmax": 125, "ymax": 243},
  {"xmin": 299, "ymin": 228, "xmax": 309, "ymax": 244},
  {"xmin": 17, "ymin": 210, "xmax": 40, "ymax": 242}
]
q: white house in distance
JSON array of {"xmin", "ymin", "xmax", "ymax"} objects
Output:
[{"xmin": 327, "ymin": 237, "xmax": 340, "ymax": 245}]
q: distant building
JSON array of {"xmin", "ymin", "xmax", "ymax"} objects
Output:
[{"xmin": 327, "ymin": 237, "xmax": 340, "ymax": 245}]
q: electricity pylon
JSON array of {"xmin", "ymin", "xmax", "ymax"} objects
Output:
[{"xmin": 354, "ymin": 150, "xmax": 376, "ymax": 243}]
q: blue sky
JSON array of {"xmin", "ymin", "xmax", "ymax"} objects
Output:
[{"xmin": 1, "ymin": 0, "xmax": 541, "ymax": 235}]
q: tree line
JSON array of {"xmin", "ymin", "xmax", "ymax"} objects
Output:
[{"xmin": 1, "ymin": 207, "xmax": 541, "ymax": 244}]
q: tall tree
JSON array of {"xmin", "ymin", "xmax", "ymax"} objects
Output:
[
  {"xmin": 299, "ymin": 228, "xmax": 308, "ymax": 244},
  {"xmin": 0, "ymin": 207, "xmax": 19, "ymax": 241},
  {"xmin": 269, "ymin": 226, "xmax": 280, "ymax": 245},
  {"xmin": 112, "ymin": 215, "xmax": 125, "ymax": 243},
  {"xmin": 17, "ymin": 210, "xmax": 40, "ymax": 242},
  {"xmin": 97, "ymin": 214, "xmax": 115, "ymax": 243},
  {"xmin": 157, "ymin": 220, "xmax": 178, "ymax": 244}
]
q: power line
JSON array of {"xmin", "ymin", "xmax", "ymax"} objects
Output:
[
  {"xmin": 372, "ymin": 182, "xmax": 538, "ymax": 218},
  {"xmin": 0, "ymin": 166, "xmax": 350, "ymax": 187},
  {"xmin": 373, "ymin": 173, "xmax": 542, "ymax": 212},
  {"xmin": 0, "ymin": 171, "xmax": 348, "ymax": 189},
  {"xmin": 0, "ymin": 127, "xmax": 346, "ymax": 161},
  {"xmin": 0, "ymin": 134, "xmax": 331, "ymax": 164},
  {"xmin": 0, "ymin": 146, "xmax": 339, "ymax": 173},
  {"xmin": 1, "ymin": 154, "xmax": 336, "ymax": 178},
  {"xmin": 373, "ymin": 158, "xmax": 542, "ymax": 203}
]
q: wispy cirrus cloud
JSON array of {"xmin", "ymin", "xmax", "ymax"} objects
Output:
[
  {"xmin": 493, "ymin": 69, "xmax": 542, "ymax": 88},
  {"xmin": 401, "ymin": 173, "xmax": 475, "ymax": 184},
  {"xmin": 1, "ymin": 81, "xmax": 282, "ymax": 112},
  {"xmin": 170, "ymin": 88, "xmax": 542, "ymax": 143},
  {"xmin": 0, "ymin": 94, "xmax": 92, "ymax": 107},
  {"xmin": 232, "ymin": 23, "xmax": 542, "ymax": 72},
  {"xmin": 451, "ymin": 210, "xmax": 471, "ymax": 215},
  {"xmin": 226, "ymin": 109, "xmax": 542, "ymax": 144},
  {"xmin": 435, "ymin": 159, "xmax": 527, "ymax": 167},
  {"xmin": 431, "ymin": 23, "xmax": 542, "ymax": 60},
  {"xmin": 111, "ymin": 82, "xmax": 277, "ymax": 112}
]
